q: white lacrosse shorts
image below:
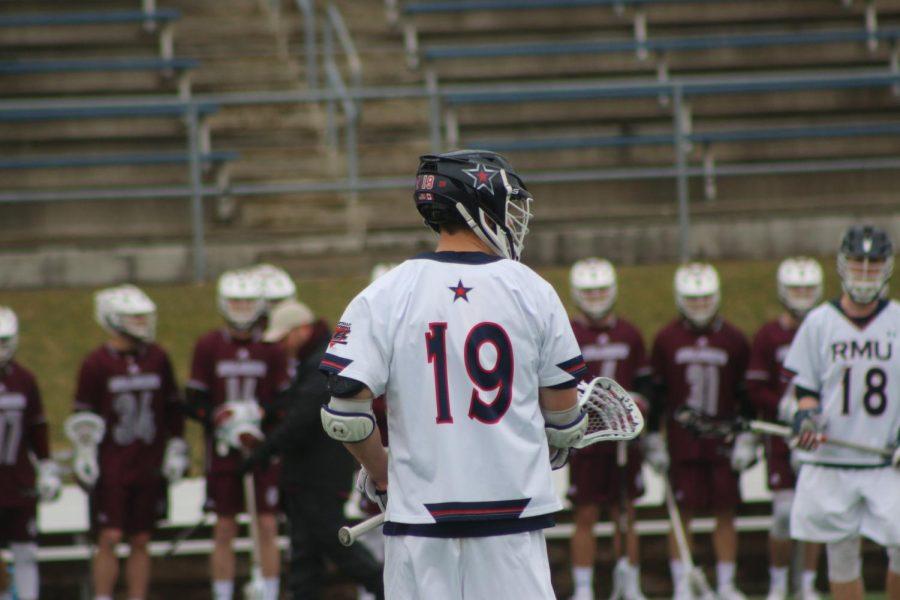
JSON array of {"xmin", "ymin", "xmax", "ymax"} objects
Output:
[
  {"xmin": 790, "ymin": 464, "xmax": 900, "ymax": 545},
  {"xmin": 384, "ymin": 530, "xmax": 555, "ymax": 599}
]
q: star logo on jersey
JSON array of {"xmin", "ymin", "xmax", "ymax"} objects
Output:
[
  {"xmin": 448, "ymin": 280, "xmax": 473, "ymax": 302},
  {"xmin": 462, "ymin": 163, "xmax": 499, "ymax": 194}
]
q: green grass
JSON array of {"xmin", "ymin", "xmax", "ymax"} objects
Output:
[{"xmin": 0, "ymin": 256, "xmax": 843, "ymax": 457}]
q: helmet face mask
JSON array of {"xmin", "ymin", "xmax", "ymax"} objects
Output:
[
  {"xmin": 570, "ymin": 258, "xmax": 617, "ymax": 320},
  {"xmin": 0, "ymin": 307, "xmax": 18, "ymax": 367},
  {"xmin": 837, "ymin": 225, "xmax": 894, "ymax": 305},
  {"xmin": 674, "ymin": 263, "xmax": 721, "ymax": 328},
  {"xmin": 777, "ymin": 257, "xmax": 823, "ymax": 319},
  {"xmin": 94, "ymin": 285, "xmax": 157, "ymax": 344},
  {"xmin": 217, "ymin": 270, "xmax": 266, "ymax": 331},
  {"xmin": 415, "ymin": 150, "xmax": 533, "ymax": 261}
]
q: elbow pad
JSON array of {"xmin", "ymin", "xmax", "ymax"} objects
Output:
[
  {"xmin": 320, "ymin": 397, "xmax": 375, "ymax": 443},
  {"xmin": 543, "ymin": 404, "xmax": 587, "ymax": 449}
]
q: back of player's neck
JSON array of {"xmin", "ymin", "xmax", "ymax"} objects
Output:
[
  {"xmin": 435, "ymin": 230, "xmax": 494, "ymax": 255},
  {"xmin": 840, "ymin": 294, "xmax": 880, "ymax": 319}
]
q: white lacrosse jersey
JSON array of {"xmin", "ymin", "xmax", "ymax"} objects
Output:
[
  {"xmin": 784, "ymin": 299, "xmax": 900, "ymax": 467},
  {"xmin": 321, "ymin": 251, "xmax": 587, "ymax": 534}
]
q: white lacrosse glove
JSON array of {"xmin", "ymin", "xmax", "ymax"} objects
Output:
[
  {"xmin": 730, "ymin": 432, "xmax": 759, "ymax": 472},
  {"xmin": 162, "ymin": 437, "xmax": 189, "ymax": 483},
  {"xmin": 548, "ymin": 446, "xmax": 570, "ymax": 470},
  {"xmin": 37, "ymin": 460, "xmax": 62, "ymax": 502},
  {"xmin": 356, "ymin": 468, "xmax": 387, "ymax": 512},
  {"xmin": 641, "ymin": 432, "xmax": 669, "ymax": 473},
  {"xmin": 777, "ymin": 391, "xmax": 798, "ymax": 424},
  {"xmin": 64, "ymin": 412, "xmax": 106, "ymax": 488},
  {"xmin": 213, "ymin": 401, "xmax": 264, "ymax": 457}
]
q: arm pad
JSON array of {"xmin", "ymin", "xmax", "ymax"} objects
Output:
[
  {"xmin": 543, "ymin": 404, "xmax": 587, "ymax": 448},
  {"xmin": 320, "ymin": 397, "xmax": 375, "ymax": 443}
]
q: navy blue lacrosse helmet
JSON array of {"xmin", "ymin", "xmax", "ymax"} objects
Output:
[
  {"xmin": 414, "ymin": 150, "xmax": 533, "ymax": 261},
  {"xmin": 837, "ymin": 224, "xmax": 894, "ymax": 304}
]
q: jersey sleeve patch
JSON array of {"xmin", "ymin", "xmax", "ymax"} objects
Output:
[
  {"xmin": 319, "ymin": 353, "xmax": 353, "ymax": 375},
  {"xmin": 556, "ymin": 355, "xmax": 588, "ymax": 379},
  {"xmin": 423, "ymin": 498, "xmax": 531, "ymax": 523}
]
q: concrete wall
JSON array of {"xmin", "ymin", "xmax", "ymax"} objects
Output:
[{"xmin": 3, "ymin": 210, "xmax": 899, "ymax": 289}]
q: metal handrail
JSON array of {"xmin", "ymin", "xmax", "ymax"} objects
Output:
[
  {"xmin": 326, "ymin": 3, "xmax": 362, "ymax": 92},
  {"xmin": 294, "ymin": 0, "xmax": 318, "ymax": 90}
]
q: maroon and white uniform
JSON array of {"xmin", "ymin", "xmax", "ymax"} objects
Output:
[
  {"xmin": 188, "ymin": 329, "xmax": 289, "ymax": 516},
  {"xmin": 567, "ymin": 317, "xmax": 650, "ymax": 506},
  {"xmin": 0, "ymin": 361, "xmax": 47, "ymax": 544},
  {"xmin": 651, "ymin": 318, "xmax": 750, "ymax": 510},
  {"xmin": 74, "ymin": 344, "xmax": 183, "ymax": 534},
  {"xmin": 746, "ymin": 319, "xmax": 797, "ymax": 491}
]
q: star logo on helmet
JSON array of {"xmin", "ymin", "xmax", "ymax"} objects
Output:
[{"xmin": 462, "ymin": 163, "xmax": 499, "ymax": 194}]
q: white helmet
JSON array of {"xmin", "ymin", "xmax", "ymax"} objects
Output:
[
  {"xmin": 674, "ymin": 263, "xmax": 721, "ymax": 328},
  {"xmin": 570, "ymin": 258, "xmax": 617, "ymax": 320},
  {"xmin": 94, "ymin": 285, "xmax": 157, "ymax": 343},
  {"xmin": 777, "ymin": 257, "xmax": 823, "ymax": 319},
  {"xmin": 370, "ymin": 262, "xmax": 399, "ymax": 282},
  {"xmin": 217, "ymin": 270, "xmax": 266, "ymax": 331},
  {"xmin": 251, "ymin": 263, "xmax": 297, "ymax": 308},
  {"xmin": 0, "ymin": 306, "xmax": 18, "ymax": 367}
]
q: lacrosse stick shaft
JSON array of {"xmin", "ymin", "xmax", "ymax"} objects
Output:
[
  {"xmin": 165, "ymin": 513, "xmax": 211, "ymax": 557},
  {"xmin": 616, "ymin": 441, "xmax": 628, "ymax": 534},
  {"xmin": 339, "ymin": 512, "xmax": 385, "ymax": 547},
  {"xmin": 747, "ymin": 420, "xmax": 893, "ymax": 458},
  {"xmin": 663, "ymin": 479, "xmax": 695, "ymax": 570},
  {"xmin": 242, "ymin": 473, "xmax": 264, "ymax": 574}
]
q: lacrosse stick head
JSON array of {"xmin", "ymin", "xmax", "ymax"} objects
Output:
[
  {"xmin": 574, "ymin": 377, "xmax": 644, "ymax": 448},
  {"xmin": 64, "ymin": 412, "xmax": 107, "ymax": 449},
  {"xmin": 673, "ymin": 405, "xmax": 739, "ymax": 440}
]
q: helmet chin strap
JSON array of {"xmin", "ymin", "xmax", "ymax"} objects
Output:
[{"xmin": 454, "ymin": 202, "xmax": 511, "ymax": 259}]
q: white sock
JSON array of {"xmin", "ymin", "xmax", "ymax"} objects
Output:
[
  {"xmin": 717, "ymin": 562, "xmax": 736, "ymax": 590},
  {"xmin": 670, "ymin": 559, "xmax": 685, "ymax": 586},
  {"xmin": 212, "ymin": 580, "xmax": 233, "ymax": 600},
  {"xmin": 769, "ymin": 566, "xmax": 788, "ymax": 591},
  {"xmin": 802, "ymin": 570, "xmax": 817, "ymax": 591},
  {"xmin": 263, "ymin": 577, "xmax": 279, "ymax": 600},
  {"xmin": 573, "ymin": 566, "xmax": 593, "ymax": 591}
]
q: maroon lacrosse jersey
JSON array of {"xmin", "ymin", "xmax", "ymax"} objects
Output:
[
  {"xmin": 74, "ymin": 344, "xmax": 183, "ymax": 487},
  {"xmin": 0, "ymin": 361, "xmax": 47, "ymax": 507},
  {"xmin": 747, "ymin": 318, "xmax": 797, "ymax": 481},
  {"xmin": 571, "ymin": 317, "xmax": 650, "ymax": 456},
  {"xmin": 188, "ymin": 329, "xmax": 289, "ymax": 473},
  {"xmin": 651, "ymin": 318, "xmax": 750, "ymax": 462}
]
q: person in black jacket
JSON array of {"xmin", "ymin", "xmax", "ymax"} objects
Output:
[{"xmin": 242, "ymin": 300, "xmax": 384, "ymax": 600}]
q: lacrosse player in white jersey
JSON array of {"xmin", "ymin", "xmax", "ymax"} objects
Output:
[
  {"xmin": 783, "ymin": 225, "xmax": 900, "ymax": 600},
  {"xmin": 319, "ymin": 150, "xmax": 592, "ymax": 598}
]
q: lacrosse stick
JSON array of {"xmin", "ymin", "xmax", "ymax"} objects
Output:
[
  {"xmin": 165, "ymin": 512, "xmax": 212, "ymax": 558},
  {"xmin": 608, "ymin": 440, "xmax": 630, "ymax": 600},
  {"xmin": 241, "ymin": 473, "xmax": 266, "ymax": 600},
  {"xmin": 339, "ymin": 512, "xmax": 385, "ymax": 547},
  {"xmin": 674, "ymin": 406, "xmax": 893, "ymax": 458},
  {"xmin": 64, "ymin": 412, "xmax": 106, "ymax": 487},
  {"xmin": 574, "ymin": 377, "xmax": 645, "ymax": 448},
  {"xmin": 664, "ymin": 479, "xmax": 716, "ymax": 600}
]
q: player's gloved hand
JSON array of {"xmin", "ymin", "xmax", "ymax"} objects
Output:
[
  {"xmin": 777, "ymin": 392, "xmax": 798, "ymax": 424},
  {"xmin": 73, "ymin": 451, "xmax": 100, "ymax": 489},
  {"xmin": 162, "ymin": 437, "xmax": 190, "ymax": 483},
  {"xmin": 356, "ymin": 468, "xmax": 387, "ymax": 512},
  {"xmin": 37, "ymin": 460, "xmax": 62, "ymax": 502},
  {"xmin": 640, "ymin": 432, "xmax": 669, "ymax": 473},
  {"xmin": 791, "ymin": 407, "xmax": 824, "ymax": 451},
  {"xmin": 730, "ymin": 432, "xmax": 759, "ymax": 471},
  {"xmin": 213, "ymin": 401, "xmax": 264, "ymax": 457},
  {"xmin": 549, "ymin": 446, "xmax": 570, "ymax": 470}
]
